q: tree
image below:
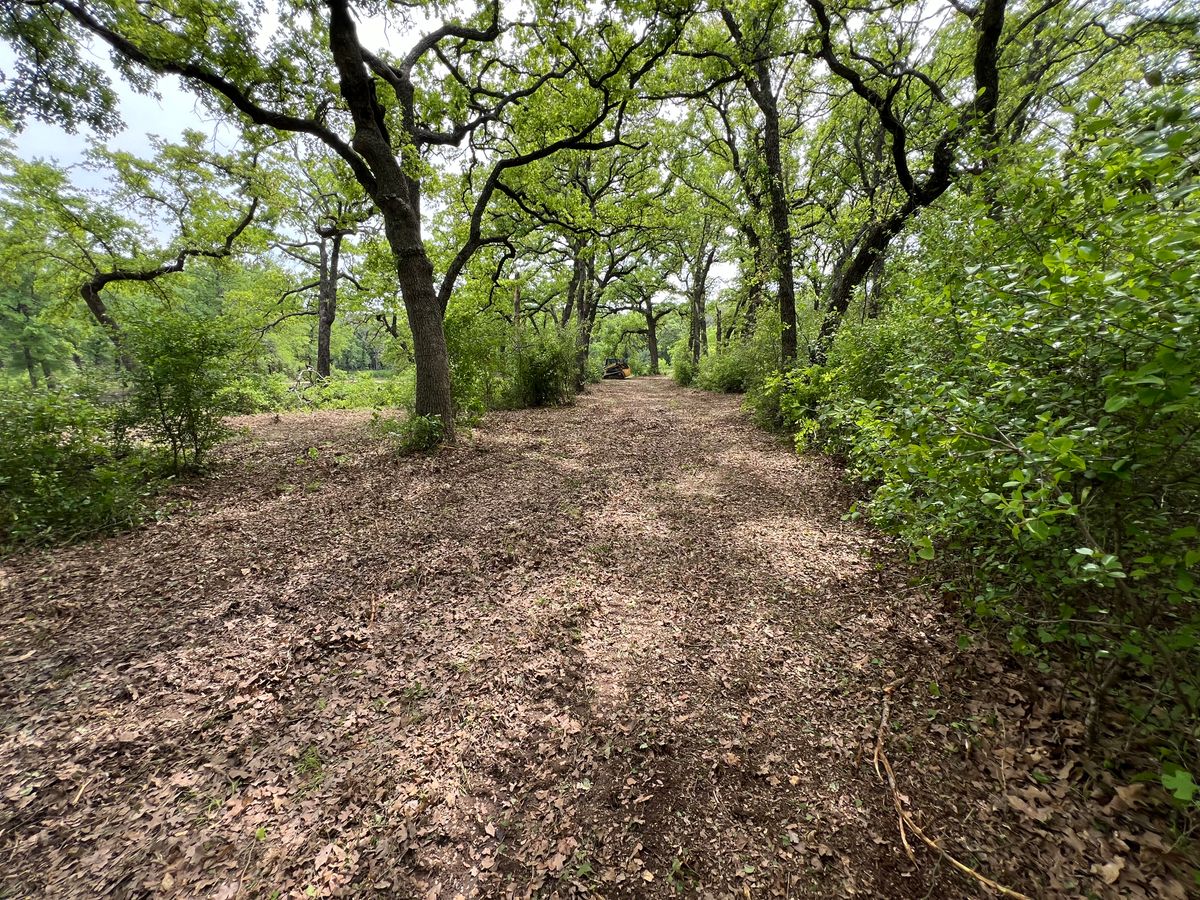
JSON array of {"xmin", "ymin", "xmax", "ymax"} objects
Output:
[
  {"xmin": 2, "ymin": 0, "xmax": 688, "ymax": 440},
  {"xmin": 0, "ymin": 131, "xmax": 264, "ymax": 368},
  {"xmin": 265, "ymin": 143, "xmax": 373, "ymax": 377}
]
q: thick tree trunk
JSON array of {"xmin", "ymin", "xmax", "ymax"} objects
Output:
[
  {"xmin": 316, "ymin": 232, "xmax": 342, "ymax": 378},
  {"xmin": 382, "ymin": 218, "xmax": 455, "ymax": 435},
  {"xmin": 575, "ymin": 258, "xmax": 597, "ymax": 383},
  {"xmin": 328, "ymin": 0, "xmax": 455, "ymax": 440},
  {"xmin": 644, "ymin": 302, "xmax": 660, "ymax": 375},
  {"xmin": 759, "ymin": 88, "xmax": 797, "ymax": 363}
]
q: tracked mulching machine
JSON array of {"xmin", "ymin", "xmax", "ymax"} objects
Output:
[{"xmin": 602, "ymin": 357, "xmax": 632, "ymax": 379}]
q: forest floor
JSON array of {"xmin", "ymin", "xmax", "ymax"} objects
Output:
[{"xmin": 0, "ymin": 378, "xmax": 1189, "ymax": 899}]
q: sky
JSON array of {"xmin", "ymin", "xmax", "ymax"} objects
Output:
[
  {"xmin": 0, "ymin": 41, "xmax": 202, "ymax": 172},
  {"xmin": 0, "ymin": 6, "xmax": 731, "ymax": 293}
]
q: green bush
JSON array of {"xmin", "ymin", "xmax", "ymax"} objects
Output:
[
  {"xmin": 370, "ymin": 411, "xmax": 444, "ymax": 454},
  {"xmin": 696, "ymin": 344, "xmax": 754, "ymax": 393},
  {"xmin": 505, "ymin": 325, "xmax": 577, "ymax": 408},
  {"xmin": 767, "ymin": 93, "xmax": 1200, "ymax": 784},
  {"xmin": 217, "ymin": 373, "xmax": 295, "ymax": 414},
  {"xmin": 125, "ymin": 313, "xmax": 239, "ymax": 471},
  {"xmin": 0, "ymin": 387, "xmax": 156, "ymax": 547},
  {"xmin": 306, "ymin": 370, "xmax": 413, "ymax": 410},
  {"xmin": 446, "ymin": 305, "xmax": 507, "ymax": 422},
  {"xmin": 670, "ymin": 337, "xmax": 695, "ymax": 386}
]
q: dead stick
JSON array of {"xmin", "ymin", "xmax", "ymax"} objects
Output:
[{"xmin": 874, "ymin": 685, "xmax": 1030, "ymax": 900}]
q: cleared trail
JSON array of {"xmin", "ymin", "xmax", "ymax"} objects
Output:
[{"xmin": 2, "ymin": 377, "xmax": 1018, "ymax": 898}]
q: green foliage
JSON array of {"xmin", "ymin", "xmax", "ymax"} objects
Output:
[
  {"xmin": 124, "ymin": 313, "xmax": 241, "ymax": 472},
  {"xmin": 370, "ymin": 411, "xmax": 444, "ymax": 455},
  {"xmin": 762, "ymin": 93, "xmax": 1200, "ymax": 781},
  {"xmin": 505, "ymin": 325, "xmax": 578, "ymax": 408},
  {"xmin": 304, "ymin": 370, "xmax": 413, "ymax": 410},
  {"xmin": 670, "ymin": 337, "xmax": 695, "ymax": 386},
  {"xmin": 216, "ymin": 373, "xmax": 295, "ymax": 414},
  {"xmin": 445, "ymin": 302, "xmax": 506, "ymax": 422},
  {"xmin": 686, "ymin": 308, "xmax": 786, "ymax": 397},
  {"xmin": 0, "ymin": 385, "xmax": 156, "ymax": 547}
]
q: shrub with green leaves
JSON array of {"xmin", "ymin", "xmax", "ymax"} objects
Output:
[
  {"xmin": 693, "ymin": 309, "xmax": 783, "ymax": 395},
  {"xmin": 445, "ymin": 304, "xmax": 507, "ymax": 422},
  {"xmin": 505, "ymin": 325, "xmax": 577, "ymax": 408},
  {"xmin": 670, "ymin": 337, "xmax": 695, "ymax": 387},
  {"xmin": 761, "ymin": 91, "xmax": 1200, "ymax": 785},
  {"xmin": 217, "ymin": 373, "xmax": 296, "ymax": 414},
  {"xmin": 125, "ymin": 313, "xmax": 241, "ymax": 471},
  {"xmin": 0, "ymin": 386, "xmax": 156, "ymax": 547},
  {"xmin": 370, "ymin": 411, "xmax": 444, "ymax": 454}
]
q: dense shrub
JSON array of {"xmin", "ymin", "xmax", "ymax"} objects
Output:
[
  {"xmin": 505, "ymin": 325, "xmax": 577, "ymax": 408},
  {"xmin": 370, "ymin": 411, "xmax": 444, "ymax": 454},
  {"xmin": 761, "ymin": 94, "xmax": 1200, "ymax": 789},
  {"xmin": 0, "ymin": 387, "xmax": 156, "ymax": 547},
  {"xmin": 693, "ymin": 309, "xmax": 783, "ymax": 394},
  {"xmin": 307, "ymin": 370, "xmax": 413, "ymax": 410},
  {"xmin": 124, "ymin": 313, "xmax": 242, "ymax": 471},
  {"xmin": 695, "ymin": 348, "xmax": 747, "ymax": 393},
  {"xmin": 670, "ymin": 337, "xmax": 695, "ymax": 386},
  {"xmin": 445, "ymin": 304, "xmax": 506, "ymax": 421},
  {"xmin": 217, "ymin": 373, "xmax": 295, "ymax": 414}
]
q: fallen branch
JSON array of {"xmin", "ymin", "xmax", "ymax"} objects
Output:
[{"xmin": 874, "ymin": 687, "xmax": 1032, "ymax": 900}]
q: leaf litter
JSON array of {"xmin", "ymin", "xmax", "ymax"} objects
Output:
[{"xmin": 0, "ymin": 380, "xmax": 1191, "ymax": 898}]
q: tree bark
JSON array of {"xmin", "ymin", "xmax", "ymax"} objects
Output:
[
  {"xmin": 742, "ymin": 225, "xmax": 766, "ymax": 336},
  {"xmin": 315, "ymin": 231, "xmax": 343, "ymax": 378},
  {"xmin": 80, "ymin": 282, "xmax": 134, "ymax": 370},
  {"xmin": 721, "ymin": 9, "xmax": 798, "ymax": 364},
  {"xmin": 807, "ymin": 0, "xmax": 1009, "ymax": 361},
  {"xmin": 575, "ymin": 256, "xmax": 598, "ymax": 383},
  {"xmin": 22, "ymin": 344, "xmax": 39, "ymax": 388},
  {"xmin": 689, "ymin": 246, "xmax": 715, "ymax": 364},
  {"xmin": 644, "ymin": 299, "xmax": 661, "ymax": 375},
  {"xmin": 327, "ymin": 0, "xmax": 455, "ymax": 438},
  {"xmin": 758, "ymin": 84, "xmax": 798, "ymax": 363}
]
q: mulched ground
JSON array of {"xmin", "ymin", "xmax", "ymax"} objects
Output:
[{"xmin": 1, "ymin": 378, "xmax": 1191, "ymax": 898}]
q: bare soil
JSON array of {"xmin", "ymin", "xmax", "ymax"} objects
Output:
[{"xmin": 0, "ymin": 378, "xmax": 1188, "ymax": 898}]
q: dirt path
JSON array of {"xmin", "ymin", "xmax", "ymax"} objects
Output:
[{"xmin": 2, "ymin": 379, "xmax": 1033, "ymax": 897}]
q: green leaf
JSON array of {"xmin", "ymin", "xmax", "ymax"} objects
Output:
[
  {"xmin": 1162, "ymin": 769, "xmax": 1196, "ymax": 803},
  {"xmin": 1104, "ymin": 395, "xmax": 1132, "ymax": 413}
]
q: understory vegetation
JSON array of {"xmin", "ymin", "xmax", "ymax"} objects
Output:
[
  {"xmin": 696, "ymin": 92, "xmax": 1200, "ymax": 806},
  {"xmin": 1, "ymin": 0, "xmax": 1198, "ymax": 867}
]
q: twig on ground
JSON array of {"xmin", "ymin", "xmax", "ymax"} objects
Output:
[{"xmin": 874, "ymin": 683, "xmax": 1032, "ymax": 900}]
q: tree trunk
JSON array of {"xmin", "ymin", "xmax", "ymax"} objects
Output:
[
  {"xmin": 316, "ymin": 232, "xmax": 342, "ymax": 378},
  {"xmin": 327, "ymin": 0, "xmax": 455, "ymax": 439},
  {"xmin": 575, "ymin": 257, "xmax": 597, "ymax": 383},
  {"xmin": 758, "ymin": 82, "xmax": 797, "ymax": 364},
  {"xmin": 80, "ymin": 282, "xmax": 134, "ymax": 370},
  {"xmin": 689, "ymin": 246, "xmax": 715, "ymax": 364},
  {"xmin": 815, "ymin": 214, "xmax": 902, "ymax": 362},
  {"xmin": 742, "ymin": 226, "xmax": 766, "ymax": 336},
  {"xmin": 644, "ymin": 302, "xmax": 660, "ymax": 375},
  {"xmin": 383, "ymin": 218, "xmax": 455, "ymax": 435},
  {"xmin": 22, "ymin": 344, "xmax": 39, "ymax": 388},
  {"xmin": 562, "ymin": 244, "xmax": 585, "ymax": 326}
]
